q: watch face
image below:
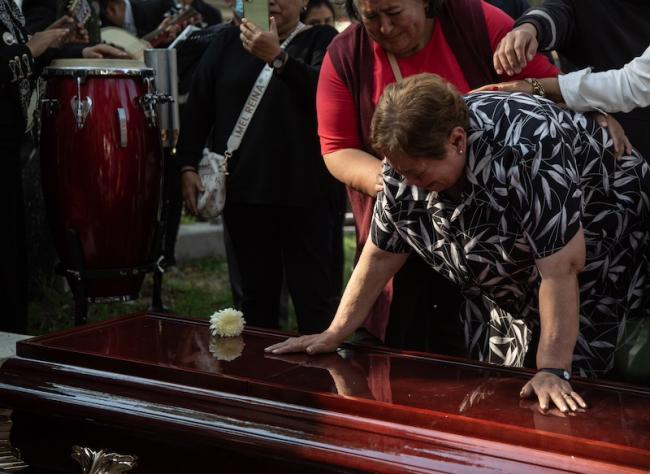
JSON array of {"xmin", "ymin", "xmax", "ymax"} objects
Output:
[
  {"xmin": 272, "ymin": 51, "xmax": 286, "ymax": 69},
  {"xmin": 563, "ymin": 370, "xmax": 571, "ymax": 380}
]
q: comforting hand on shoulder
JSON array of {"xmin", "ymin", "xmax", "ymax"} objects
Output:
[{"xmin": 493, "ymin": 24, "xmax": 539, "ymax": 76}]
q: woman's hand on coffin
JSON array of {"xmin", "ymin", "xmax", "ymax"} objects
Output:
[
  {"xmin": 520, "ymin": 371, "xmax": 587, "ymax": 414},
  {"xmin": 265, "ymin": 330, "xmax": 343, "ymax": 355}
]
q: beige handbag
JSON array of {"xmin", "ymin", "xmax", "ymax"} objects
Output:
[{"xmin": 196, "ymin": 22, "xmax": 306, "ymax": 219}]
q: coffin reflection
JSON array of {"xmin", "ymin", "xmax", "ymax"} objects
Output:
[{"xmin": 0, "ymin": 313, "xmax": 648, "ymax": 473}]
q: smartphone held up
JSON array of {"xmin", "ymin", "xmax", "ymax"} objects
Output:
[{"xmin": 243, "ymin": 0, "xmax": 270, "ymax": 31}]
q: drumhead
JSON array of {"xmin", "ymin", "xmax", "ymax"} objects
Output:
[{"xmin": 44, "ymin": 59, "xmax": 154, "ymax": 77}]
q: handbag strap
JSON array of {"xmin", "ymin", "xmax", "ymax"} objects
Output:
[
  {"xmin": 224, "ymin": 22, "xmax": 307, "ymax": 159},
  {"xmin": 386, "ymin": 52, "xmax": 403, "ymax": 82}
]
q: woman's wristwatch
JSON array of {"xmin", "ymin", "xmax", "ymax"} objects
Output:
[
  {"xmin": 270, "ymin": 50, "xmax": 288, "ymax": 71},
  {"xmin": 538, "ymin": 367, "xmax": 571, "ymax": 381}
]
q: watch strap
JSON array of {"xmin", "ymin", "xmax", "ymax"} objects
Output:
[
  {"xmin": 538, "ymin": 367, "xmax": 571, "ymax": 381},
  {"xmin": 271, "ymin": 50, "xmax": 288, "ymax": 70}
]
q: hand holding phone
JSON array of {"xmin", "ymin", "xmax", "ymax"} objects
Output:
[{"xmin": 243, "ymin": 0, "xmax": 269, "ymax": 31}]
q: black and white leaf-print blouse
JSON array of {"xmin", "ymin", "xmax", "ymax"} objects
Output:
[{"xmin": 371, "ymin": 92, "xmax": 650, "ymax": 378}]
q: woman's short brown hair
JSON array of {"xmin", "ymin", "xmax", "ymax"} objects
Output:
[{"xmin": 370, "ymin": 73, "xmax": 469, "ymax": 160}]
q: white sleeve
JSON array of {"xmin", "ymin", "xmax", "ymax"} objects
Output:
[{"xmin": 558, "ymin": 45, "xmax": 650, "ymax": 113}]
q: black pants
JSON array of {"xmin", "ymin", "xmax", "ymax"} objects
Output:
[
  {"xmin": 327, "ymin": 179, "xmax": 347, "ymax": 301},
  {"xmin": 1, "ymin": 142, "xmax": 28, "ymax": 333},
  {"xmin": 385, "ymin": 254, "xmax": 466, "ymax": 357},
  {"xmin": 223, "ymin": 200, "xmax": 336, "ymax": 334}
]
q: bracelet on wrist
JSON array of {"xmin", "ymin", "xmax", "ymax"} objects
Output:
[{"xmin": 525, "ymin": 77, "xmax": 546, "ymax": 98}]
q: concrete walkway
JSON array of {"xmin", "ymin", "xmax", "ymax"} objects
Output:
[
  {"xmin": 175, "ymin": 218, "xmax": 356, "ymax": 264},
  {"xmin": 175, "ymin": 222, "xmax": 226, "ymax": 263},
  {"xmin": 0, "ymin": 332, "xmax": 30, "ymax": 367}
]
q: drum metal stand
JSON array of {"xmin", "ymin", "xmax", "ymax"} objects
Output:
[
  {"xmin": 57, "ymin": 229, "xmax": 166, "ymax": 326},
  {"xmin": 146, "ymin": 49, "xmax": 179, "ymax": 317},
  {"xmin": 149, "ymin": 147, "xmax": 173, "ymax": 314}
]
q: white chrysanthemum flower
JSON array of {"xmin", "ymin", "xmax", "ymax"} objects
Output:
[
  {"xmin": 209, "ymin": 337, "xmax": 245, "ymax": 361},
  {"xmin": 209, "ymin": 308, "xmax": 246, "ymax": 337}
]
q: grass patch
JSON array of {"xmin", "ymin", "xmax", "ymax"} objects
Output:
[{"xmin": 28, "ymin": 256, "xmax": 233, "ymax": 335}]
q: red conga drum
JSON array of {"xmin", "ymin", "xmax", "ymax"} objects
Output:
[{"xmin": 40, "ymin": 59, "xmax": 163, "ymax": 303}]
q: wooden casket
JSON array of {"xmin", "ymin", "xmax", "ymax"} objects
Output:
[{"xmin": 0, "ymin": 312, "xmax": 648, "ymax": 473}]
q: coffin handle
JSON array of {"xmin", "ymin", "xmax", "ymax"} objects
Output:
[{"xmin": 71, "ymin": 445, "xmax": 137, "ymax": 473}]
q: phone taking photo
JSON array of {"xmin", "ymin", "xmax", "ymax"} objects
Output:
[{"xmin": 243, "ymin": 0, "xmax": 270, "ymax": 31}]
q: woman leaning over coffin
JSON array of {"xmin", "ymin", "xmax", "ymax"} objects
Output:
[
  {"xmin": 268, "ymin": 73, "xmax": 650, "ymax": 412},
  {"xmin": 316, "ymin": 0, "xmax": 559, "ymax": 354}
]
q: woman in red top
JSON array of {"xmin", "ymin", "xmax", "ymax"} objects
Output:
[{"xmin": 317, "ymin": 0, "xmax": 558, "ymax": 354}]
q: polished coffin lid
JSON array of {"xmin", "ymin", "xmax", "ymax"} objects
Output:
[{"xmin": 0, "ymin": 312, "xmax": 648, "ymax": 473}]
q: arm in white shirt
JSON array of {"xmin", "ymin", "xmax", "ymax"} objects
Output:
[{"xmin": 558, "ymin": 45, "xmax": 650, "ymax": 113}]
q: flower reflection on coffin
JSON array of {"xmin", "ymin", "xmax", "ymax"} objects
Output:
[{"xmin": 209, "ymin": 337, "xmax": 245, "ymax": 362}]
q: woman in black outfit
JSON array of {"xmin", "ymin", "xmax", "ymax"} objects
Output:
[{"xmin": 178, "ymin": 0, "xmax": 339, "ymax": 334}]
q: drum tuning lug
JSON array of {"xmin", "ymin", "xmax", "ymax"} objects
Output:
[
  {"xmin": 71, "ymin": 76, "xmax": 92, "ymax": 129},
  {"xmin": 71, "ymin": 96, "xmax": 92, "ymax": 129},
  {"xmin": 41, "ymin": 98, "xmax": 59, "ymax": 116}
]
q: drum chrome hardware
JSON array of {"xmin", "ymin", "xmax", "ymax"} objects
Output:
[
  {"xmin": 139, "ymin": 76, "xmax": 174, "ymax": 127},
  {"xmin": 43, "ymin": 58, "xmax": 154, "ymax": 77},
  {"xmin": 41, "ymin": 98, "xmax": 59, "ymax": 116},
  {"xmin": 117, "ymin": 108, "xmax": 128, "ymax": 148},
  {"xmin": 71, "ymin": 77, "xmax": 92, "ymax": 128},
  {"xmin": 138, "ymin": 92, "xmax": 174, "ymax": 127}
]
